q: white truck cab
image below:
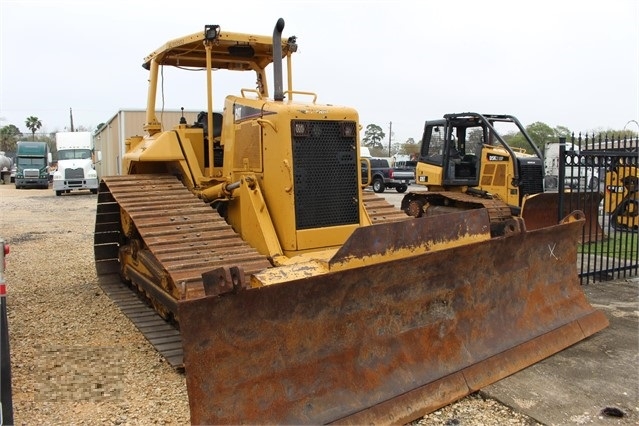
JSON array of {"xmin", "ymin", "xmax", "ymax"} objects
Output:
[{"xmin": 53, "ymin": 132, "xmax": 99, "ymax": 196}]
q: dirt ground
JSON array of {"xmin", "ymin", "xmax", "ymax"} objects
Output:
[{"xmin": 3, "ymin": 183, "xmax": 635, "ymax": 425}]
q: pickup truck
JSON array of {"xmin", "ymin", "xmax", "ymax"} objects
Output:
[{"xmin": 362, "ymin": 157, "xmax": 415, "ymax": 193}]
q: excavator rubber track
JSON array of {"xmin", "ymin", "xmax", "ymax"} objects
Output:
[{"xmin": 94, "ymin": 175, "xmax": 407, "ymax": 368}]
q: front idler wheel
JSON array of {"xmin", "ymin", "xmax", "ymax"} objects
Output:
[{"xmin": 405, "ymin": 198, "xmax": 425, "ymax": 218}]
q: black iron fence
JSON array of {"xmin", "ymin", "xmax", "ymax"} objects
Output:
[{"xmin": 554, "ymin": 134, "xmax": 638, "ymax": 283}]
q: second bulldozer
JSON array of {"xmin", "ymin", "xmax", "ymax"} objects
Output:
[
  {"xmin": 93, "ymin": 19, "xmax": 608, "ymax": 424},
  {"xmin": 400, "ymin": 113, "xmax": 603, "ymax": 241}
]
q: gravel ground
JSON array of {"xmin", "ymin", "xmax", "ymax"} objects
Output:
[{"xmin": 1, "ymin": 184, "xmax": 540, "ymax": 425}]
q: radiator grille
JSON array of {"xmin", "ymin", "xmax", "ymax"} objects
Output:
[
  {"xmin": 24, "ymin": 169, "xmax": 39, "ymax": 178},
  {"xmin": 519, "ymin": 162, "xmax": 544, "ymax": 196},
  {"xmin": 65, "ymin": 168, "xmax": 85, "ymax": 179},
  {"xmin": 292, "ymin": 120, "xmax": 359, "ymax": 230}
]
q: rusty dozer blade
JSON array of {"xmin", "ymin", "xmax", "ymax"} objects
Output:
[
  {"xmin": 521, "ymin": 191, "xmax": 604, "ymax": 242},
  {"xmin": 178, "ymin": 209, "xmax": 608, "ymax": 425}
]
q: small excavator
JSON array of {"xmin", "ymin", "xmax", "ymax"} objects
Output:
[{"xmin": 93, "ymin": 19, "xmax": 608, "ymax": 424}]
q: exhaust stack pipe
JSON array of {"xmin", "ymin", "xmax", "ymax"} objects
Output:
[{"xmin": 273, "ymin": 18, "xmax": 285, "ymax": 102}]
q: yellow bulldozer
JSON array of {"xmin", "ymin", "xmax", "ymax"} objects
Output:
[
  {"xmin": 400, "ymin": 113, "xmax": 603, "ymax": 239},
  {"xmin": 93, "ymin": 19, "xmax": 608, "ymax": 424}
]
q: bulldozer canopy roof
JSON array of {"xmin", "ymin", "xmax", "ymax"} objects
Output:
[{"xmin": 142, "ymin": 28, "xmax": 296, "ymax": 72}]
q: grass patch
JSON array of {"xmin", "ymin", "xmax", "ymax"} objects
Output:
[{"xmin": 580, "ymin": 232, "xmax": 638, "ymax": 260}]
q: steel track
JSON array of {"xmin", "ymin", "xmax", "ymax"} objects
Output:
[{"xmin": 94, "ymin": 175, "xmax": 409, "ymax": 368}]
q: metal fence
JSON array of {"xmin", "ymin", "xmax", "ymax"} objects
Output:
[{"xmin": 555, "ymin": 134, "xmax": 638, "ymax": 284}]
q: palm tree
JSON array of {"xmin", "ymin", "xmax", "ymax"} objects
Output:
[{"xmin": 25, "ymin": 116, "xmax": 42, "ymax": 140}]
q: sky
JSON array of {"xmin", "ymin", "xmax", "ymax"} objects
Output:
[{"xmin": 1, "ymin": 0, "xmax": 638, "ymax": 144}]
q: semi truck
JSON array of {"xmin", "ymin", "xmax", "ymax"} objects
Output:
[
  {"xmin": 52, "ymin": 132, "xmax": 99, "ymax": 196},
  {"xmin": 14, "ymin": 141, "xmax": 51, "ymax": 189},
  {"xmin": 544, "ymin": 142, "xmax": 599, "ymax": 191}
]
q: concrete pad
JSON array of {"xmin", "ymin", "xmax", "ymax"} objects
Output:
[{"xmin": 483, "ymin": 277, "xmax": 639, "ymax": 425}]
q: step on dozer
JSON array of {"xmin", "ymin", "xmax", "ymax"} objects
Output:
[{"xmin": 178, "ymin": 209, "xmax": 608, "ymax": 425}]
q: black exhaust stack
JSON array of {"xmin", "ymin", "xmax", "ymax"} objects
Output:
[{"xmin": 273, "ymin": 18, "xmax": 285, "ymax": 102}]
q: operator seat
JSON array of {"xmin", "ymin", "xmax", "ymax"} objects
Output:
[
  {"xmin": 194, "ymin": 111, "xmax": 225, "ymax": 168},
  {"xmin": 448, "ymin": 144, "xmax": 461, "ymax": 160},
  {"xmin": 195, "ymin": 111, "xmax": 223, "ymax": 139}
]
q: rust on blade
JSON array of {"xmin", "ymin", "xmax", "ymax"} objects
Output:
[
  {"xmin": 522, "ymin": 191, "xmax": 604, "ymax": 242},
  {"xmin": 178, "ymin": 210, "xmax": 608, "ymax": 425},
  {"xmin": 331, "ymin": 208, "xmax": 491, "ymax": 266}
]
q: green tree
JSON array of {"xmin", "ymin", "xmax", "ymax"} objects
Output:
[
  {"xmin": 591, "ymin": 128, "xmax": 638, "ymax": 140},
  {"xmin": 389, "ymin": 142, "xmax": 402, "ymax": 156},
  {"xmin": 25, "ymin": 116, "xmax": 42, "ymax": 140},
  {"xmin": 502, "ymin": 121, "xmax": 557, "ymax": 154},
  {"xmin": 525, "ymin": 122, "xmax": 555, "ymax": 152},
  {"xmin": 361, "ymin": 124, "xmax": 385, "ymax": 150},
  {"xmin": 554, "ymin": 125, "xmax": 572, "ymax": 138},
  {"xmin": 399, "ymin": 137, "xmax": 420, "ymax": 157},
  {"xmin": 0, "ymin": 124, "xmax": 21, "ymax": 152}
]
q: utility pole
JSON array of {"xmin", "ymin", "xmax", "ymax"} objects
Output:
[
  {"xmin": 69, "ymin": 108, "xmax": 75, "ymax": 132},
  {"xmin": 388, "ymin": 121, "xmax": 392, "ymax": 157}
]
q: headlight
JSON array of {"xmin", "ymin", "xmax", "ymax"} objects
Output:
[
  {"xmin": 87, "ymin": 170, "xmax": 97, "ymax": 178},
  {"xmin": 292, "ymin": 121, "xmax": 310, "ymax": 137},
  {"xmin": 53, "ymin": 172, "xmax": 63, "ymax": 180}
]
